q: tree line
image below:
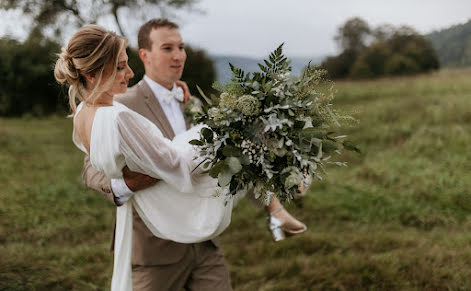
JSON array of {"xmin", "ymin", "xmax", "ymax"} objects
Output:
[
  {"xmin": 426, "ymin": 19, "xmax": 471, "ymax": 67},
  {"xmin": 320, "ymin": 17, "xmax": 440, "ymax": 79},
  {"xmin": 0, "ymin": 0, "xmax": 217, "ymax": 117},
  {"xmin": 0, "ymin": 34, "xmax": 215, "ymax": 117}
]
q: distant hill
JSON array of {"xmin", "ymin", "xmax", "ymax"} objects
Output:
[
  {"xmin": 211, "ymin": 55, "xmax": 325, "ymax": 83},
  {"xmin": 426, "ymin": 19, "xmax": 471, "ymax": 67}
]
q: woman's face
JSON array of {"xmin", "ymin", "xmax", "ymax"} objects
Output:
[{"xmin": 105, "ymin": 49, "xmax": 134, "ymax": 96}]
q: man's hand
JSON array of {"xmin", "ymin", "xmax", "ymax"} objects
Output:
[
  {"xmin": 122, "ymin": 166, "xmax": 159, "ymax": 192},
  {"xmin": 176, "ymin": 80, "xmax": 191, "ymax": 103}
]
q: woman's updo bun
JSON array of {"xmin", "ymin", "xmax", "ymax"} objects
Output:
[
  {"xmin": 53, "ymin": 24, "xmax": 127, "ymax": 115},
  {"xmin": 54, "ymin": 48, "xmax": 81, "ymax": 87}
]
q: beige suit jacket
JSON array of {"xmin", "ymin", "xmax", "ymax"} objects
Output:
[{"xmin": 82, "ymin": 79, "xmax": 217, "ymax": 266}]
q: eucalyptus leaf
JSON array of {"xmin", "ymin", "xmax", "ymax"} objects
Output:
[
  {"xmin": 226, "ymin": 157, "xmax": 242, "ymax": 174},
  {"xmin": 189, "ymin": 139, "xmax": 204, "ymax": 146},
  {"xmin": 218, "ymin": 169, "xmax": 233, "ymax": 187},
  {"xmin": 201, "ymin": 127, "xmax": 213, "ymax": 142},
  {"xmin": 208, "ymin": 160, "xmax": 227, "ymax": 178},
  {"xmin": 301, "ymin": 128, "xmax": 326, "ymax": 139},
  {"xmin": 222, "ymin": 145, "xmax": 240, "ymax": 157},
  {"xmin": 240, "ymin": 154, "xmax": 251, "ymax": 165}
]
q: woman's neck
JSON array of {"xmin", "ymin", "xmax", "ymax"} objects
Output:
[{"xmin": 84, "ymin": 93, "xmax": 114, "ymax": 107}]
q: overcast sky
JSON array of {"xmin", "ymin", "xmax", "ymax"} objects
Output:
[
  {"xmin": 176, "ymin": 0, "xmax": 470, "ymax": 58},
  {"xmin": 1, "ymin": 0, "xmax": 470, "ymax": 58}
]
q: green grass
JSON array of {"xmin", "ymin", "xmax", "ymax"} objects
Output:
[{"xmin": 2, "ymin": 68, "xmax": 471, "ymax": 290}]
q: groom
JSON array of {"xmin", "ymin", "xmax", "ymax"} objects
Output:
[{"xmin": 82, "ymin": 18, "xmax": 232, "ymax": 291}]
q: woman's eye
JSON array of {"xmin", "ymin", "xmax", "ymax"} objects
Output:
[{"xmin": 117, "ymin": 66, "xmax": 125, "ymax": 71}]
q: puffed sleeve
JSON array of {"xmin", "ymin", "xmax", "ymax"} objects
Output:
[{"xmin": 115, "ymin": 110, "xmax": 195, "ymax": 193}]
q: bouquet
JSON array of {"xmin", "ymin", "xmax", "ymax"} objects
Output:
[{"xmin": 190, "ymin": 44, "xmax": 359, "ymax": 204}]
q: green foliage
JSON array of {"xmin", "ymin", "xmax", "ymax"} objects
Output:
[
  {"xmin": 127, "ymin": 47, "xmax": 145, "ymax": 87},
  {"xmin": 334, "ymin": 17, "xmax": 371, "ymax": 53},
  {"xmin": 181, "ymin": 45, "xmax": 217, "ymax": 96},
  {"xmin": 321, "ymin": 17, "xmax": 440, "ymax": 80},
  {"xmin": 0, "ymin": 43, "xmax": 214, "ymax": 117},
  {"xmin": 350, "ymin": 42, "xmax": 392, "ymax": 78},
  {"xmin": 427, "ymin": 19, "xmax": 471, "ymax": 67},
  {"xmin": 0, "ymin": 35, "xmax": 65, "ymax": 117},
  {"xmin": 320, "ymin": 49, "xmax": 357, "ymax": 79},
  {"xmin": 257, "ymin": 43, "xmax": 292, "ymax": 77},
  {"xmin": 384, "ymin": 54, "xmax": 420, "ymax": 75},
  {"xmin": 192, "ymin": 44, "xmax": 355, "ymax": 202},
  {"xmin": 0, "ymin": 0, "xmax": 198, "ymax": 38}
]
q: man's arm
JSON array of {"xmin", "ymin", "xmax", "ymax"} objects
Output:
[
  {"xmin": 82, "ymin": 155, "xmax": 115, "ymax": 204},
  {"xmin": 82, "ymin": 156, "xmax": 159, "ymax": 206}
]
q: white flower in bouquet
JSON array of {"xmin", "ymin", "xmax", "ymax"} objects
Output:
[{"xmin": 235, "ymin": 95, "xmax": 260, "ymax": 116}]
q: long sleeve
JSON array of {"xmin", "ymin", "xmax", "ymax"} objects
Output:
[{"xmin": 115, "ymin": 110, "xmax": 195, "ymax": 193}]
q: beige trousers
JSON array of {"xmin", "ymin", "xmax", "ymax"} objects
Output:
[{"xmin": 132, "ymin": 241, "xmax": 232, "ymax": 291}]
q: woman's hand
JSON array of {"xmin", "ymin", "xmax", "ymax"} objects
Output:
[{"xmin": 176, "ymin": 80, "xmax": 191, "ymax": 103}]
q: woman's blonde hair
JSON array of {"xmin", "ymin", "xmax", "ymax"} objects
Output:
[{"xmin": 54, "ymin": 24, "xmax": 127, "ymax": 115}]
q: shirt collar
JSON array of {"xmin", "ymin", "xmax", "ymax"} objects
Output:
[{"xmin": 143, "ymin": 75, "xmax": 177, "ymax": 103}]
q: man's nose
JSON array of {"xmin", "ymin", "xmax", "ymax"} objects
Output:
[{"xmin": 172, "ymin": 50, "xmax": 185, "ymax": 61}]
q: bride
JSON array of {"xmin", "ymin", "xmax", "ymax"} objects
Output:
[
  {"xmin": 54, "ymin": 24, "xmax": 240, "ymax": 290},
  {"xmin": 55, "ymin": 24, "xmax": 307, "ymax": 290}
]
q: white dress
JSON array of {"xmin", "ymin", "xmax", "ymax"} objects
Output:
[{"xmin": 72, "ymin": 102, "xmax": 242, "ymax": 291}]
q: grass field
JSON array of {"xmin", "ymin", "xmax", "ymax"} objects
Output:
[{"xmin": 1, "ymin": 68, "xmax": 471, "ymax": 290}]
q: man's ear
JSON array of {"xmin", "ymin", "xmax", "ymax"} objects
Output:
[{"xmin": 139, "ymin": 48, "xmax": 148, "ymax": 64}]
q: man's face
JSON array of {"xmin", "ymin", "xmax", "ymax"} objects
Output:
[{"xmin": 140, "ymin": 27, "xmax": 186, "ymax": 89}]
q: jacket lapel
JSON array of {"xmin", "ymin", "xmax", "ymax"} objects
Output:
[{"xmin": 139, "ymin": 80, "xmax": 176, "ymax": 139}]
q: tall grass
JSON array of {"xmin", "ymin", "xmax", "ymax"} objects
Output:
[{"xmin": 1, "ymin": 68, "xmax": 471, "ymax": 290}]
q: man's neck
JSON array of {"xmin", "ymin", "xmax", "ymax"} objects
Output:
[
  {"xmin": 144, "ymin": 74, "xmax": 174, "ymax": 91},
  {"xmin": 144, "ymin": 75, "xmax": 175, "ymax": 91}
]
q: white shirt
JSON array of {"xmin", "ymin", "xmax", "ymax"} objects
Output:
[
  {"xmin": 143, "ymin": 75, "xmax": 187, "ymax": 135},
  {"xmin": 111, "ymin": 76, "xmax": 187, "ymax": 203}
]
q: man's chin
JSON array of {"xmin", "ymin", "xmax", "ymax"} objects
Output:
[{"xmin": 171, "ymin": 74, "xmax": 183, "ymax": 83}]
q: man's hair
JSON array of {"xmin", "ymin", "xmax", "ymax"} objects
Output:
[{"xmin": 138, "ymin": 18, "xmax": 179, "ymax": 50}]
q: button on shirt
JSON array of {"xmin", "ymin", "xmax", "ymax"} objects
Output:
[{"xmin": 111, "ymin": 76, "xmax": 187, "ymax": 204}]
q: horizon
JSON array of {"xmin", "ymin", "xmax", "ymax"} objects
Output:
[{"xmin": 0, "ymin": 1, "xmax": 470, "ymax": 59}]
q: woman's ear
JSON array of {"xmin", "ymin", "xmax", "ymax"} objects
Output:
[{"xmin": 85, "ymin": 73, "xmax": 96, "ymax": 84}]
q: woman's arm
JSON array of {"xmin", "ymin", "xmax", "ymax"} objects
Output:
[{"xmin": 116, "ymin": 110, "xmax": 196, "ymax": 193}]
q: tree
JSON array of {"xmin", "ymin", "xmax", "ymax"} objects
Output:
[
  {"xmin": 334, "ymin": 17, "xmax": 371, "ymax": 54},
  {"xmin": 0, "ymin": 34, "xmax": 65, "ymax": 117},
  {"xmin": 350, "ymin": 42, "xmax": 391, "ymax": 78},
  {"xmin": 0, "ymin": 0, "xmax": 198, "ymax": 38},
  {"xmin": 181, "ymin": 45, "xmax": 216, "ymax": 96},
  {"xmin": 426, "ymin": 19, "xmax": 471, "ymax": 67},
  {"xmin": 320, "ymin": 49, "xmax": 356, "ymax": 79},
  {"xmin": 388, "ymin": 26, "xmax": 439, "ymax": 72},
  {"xmin": 323, "ymin": 19, "xmax": 439, "ymax": 80}
]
